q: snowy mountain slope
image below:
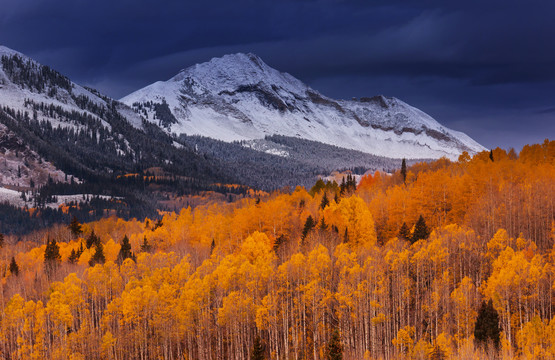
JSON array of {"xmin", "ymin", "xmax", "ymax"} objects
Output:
[
  {"xmin": 0, "ymin": 45, "xmax": 143, "ymax": 133},
  {"xmin": 0, "ymin": 122, "xmax": 68, "ymax": 188},
  {"xmin": 122, "ymin": 53, "xmax": 486, "ymax": 160},
  {"xmin": 0, "ymin": 45, "xmax": 231, "ymax": 190}
]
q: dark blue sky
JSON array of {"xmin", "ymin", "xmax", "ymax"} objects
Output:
[{"xmin": 1, "ymin": 0, "xmax": 554, "ymax": 150}]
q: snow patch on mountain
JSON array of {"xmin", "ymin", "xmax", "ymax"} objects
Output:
[
  {"xmin": 0, "ymin": 123, "xmax": 69, "ymax": 188},
  {"xmin": 122, "ymin": 53, "xmax": 486, "ymax": 160},
  {"xmin": 0, "ymin": 45, "xmax": 142, "ymax": 132}
]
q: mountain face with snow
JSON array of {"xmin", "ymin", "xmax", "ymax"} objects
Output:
[
  {"xmin": 0, "ymin": 45, "xmax": 235, "ymax": 213},
  {"xmin": 0, "ymin": 45, "xmax": 218, "ymax": 185},
  {"xmin": 122, "ymin": 53, "xmax": 485, "ymax": 160}
]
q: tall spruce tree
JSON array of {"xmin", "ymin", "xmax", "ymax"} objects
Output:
[
  {"xmin": 301, "ymin": 216, "xmax": 316, "ymax": 242},
  {"xmin": 398, "ymin": 222, "xmax": 410, "ymax": 240},
  {"xmin": 44, "ymin": 238, "xmax": 61, "ymax": 275},
  {"xmin": 343, "ymin": 227, "xmax": 349, "ymax": 244},
  {"xmin": 319, "ymin": 217, "xmax": 328, "ymax": 230},
  {"xmin": 89, "ymin": 242, "xmax": 106, "ymax": 266},
  {"xmin": 326, "ymin": 329, "xmax": 343, "ymax": 360},
  {"xmin": 401, "ymin": 158, "xmax": 407, "ymax": 184},
  {"xmin": 251, "ymin": 335, "xmax": 265, "ymax": 360},
  {"xmin": 9, "ymin": 256, "xmax": 19, "ymax": 276},
  {"xmin": 86, "ymin": 230, "xmax": 101, "ymax": 249},
  {"xmin": 474, "ymin": 300, "xmax": 500, "ymax": 350},
  {"xmin": 117, "ymin": 235, "xmax": 133, "ymax": 264},
  {"xmin": 68, "ymin": 249, "xmax": 78, "ymax": 264},
  {"xmin": 412, "ymin": 215, "xmax": 430, "ymax": 243},
  {"xmin": 273, "ymin": 234, "xmax": 285, "ymax": 252},
  {"xmin": 320, "ymin": 192, "xmax": 330, "ymax": 209},
  {"xmin": 0, "ymin": 233, "xmax": 4, "ymax": 248},
  {"xmin": 140, "ymin": 236, "xmax": 152, "ymax": 253},
  {"xmin": 68, "ymin": 216, "xmax": 83, "ymax": 238}
]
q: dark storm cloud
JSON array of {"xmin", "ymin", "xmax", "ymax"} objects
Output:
[{"xmin": 0, "ymin": 0, "xmax": 553, "ymax": 150}]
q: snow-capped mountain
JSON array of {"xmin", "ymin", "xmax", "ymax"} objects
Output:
[
  {"xmin": 0, "ymin": 45, "xmax": 224, "ymax": 190},
  {"xmin": 122, "ymin": 53, "xmax": 485, "ymax": 160},
  {"xmin": 0, "ymin": 45, "xmax": 143, "ymax": 133}
]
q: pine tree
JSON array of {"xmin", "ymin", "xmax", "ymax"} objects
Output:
[
  {"xmin": 273, "ymin": 234, "xmax": 285, "ymax": 252},
  {"xmin": 489, "ymin": 150, "xmax": 494, "ymax": 162},
  {"xmin": 68, "ymin": 216, "xmax": 83, "ymax": 238},
  {"xmin": 401, "ymin": 158, "xmax": 407, "ymax": 184},
  {"xmin": 210, "ymin": 238, "xmax": 215, "ymax": 254},
  {"xmin": 474, "ymin": 300, "xmax": 500, "ymax": 350},
  {"xmin": 319, "ymin": 217, "xmax": 328, "ymax": 230},
  {"xmin": 89, "ymin": 242, "xmax": 106, "ymax": 266},
  {"xmin": 44, "ymin": 238, "xmax": 61, "ymax": 275},
  {"xmin": 343, "ymin": 227, "xmax": 349, "ymax": 244},
  {"xmin": 326, "ymin": 329, "xmax": 343, "ymax": 360},
  {"xmin": 86, "ymin": 230, "xmax": 101, "ymax": 248},
  {"xmin": 251, "ymin": 335, "xmax": 265, "ymax": 360},
  {"xmin": 301, "ymin": 216, "xmax": 315, "ymax": 242},
  {"xmin": 68, "ymin": 249, "xmax": 78, "ymax": 264},
  {"xmin": 412, "ymin": 215, "xmax": 430, "ymax": 243},
  {"xmin": 320, "ymin": 192, "xmax": 330, "ymax": 209},
  {"xmin": 9, "ymin": 256, "xmax": 19, "ymax": 276},
  {"xmin": 0, "ymin": 233, "xmax": 4, "ymax": 248},
  {"xmin": 398, "ymin": 222, "xmax": 410, "ymax": 240},
  {"xmin": 340, "ymin": 177, "xmax": 346, "ymax": 195},
  {"xmin": 140, "ymin": 236, "xmax": 152, "ymax": 253},
  {"xmin": 117, "ymin": 235, "xmax": 133, "ymax": 264}
]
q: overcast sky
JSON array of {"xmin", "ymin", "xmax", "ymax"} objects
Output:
[{"xmin": 1, "ymin": 0, "xmax": 554, "ymax": 150}]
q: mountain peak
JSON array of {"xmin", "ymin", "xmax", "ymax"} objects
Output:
[
  {"xmin": 169, "ymin": 52, "xmax": 305, "ymax": 96},
  {"xmin": 0, "ymin": 45, "xmax": 25, "ymax": 58},
  {"xmin": 122, "ymin": 53, "xmax": 486, "ymax": 159}
]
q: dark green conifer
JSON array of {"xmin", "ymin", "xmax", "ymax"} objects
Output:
[
  {"xmin": 9, "ymin": 256, "xmax": 19, "ymax": 276},
  {"xmin": 401, "ymin": 158, "xmax": 407, "ymax": 184},
  {"xmin": 398, "ymin": 222, "xmax": 410, "ymax": 240},
  {"xmin": 68, "ymin": 249, "xmax": 78, "ymax": 264},
  {"xmin": 326, "ymin": 329, "xmax": 343, "ymax": 360},
  {"xmin": 86, "ymin": 230, "xmax": 100, "ymax": 249},
  {"xmin": 320, "ymin": 192, "xmax": 330, "ymax": 209},
  {"xmin": 251, "ymin": 335, "xmax": 265, "ymax": 360},
  {"xmin": 343, "ymin": 227, "xmax": 349, "ymax": 243},
  {"xmin": 44, "ymin": 238, "xmax": 61, "ymax": 275},
  {"xmin": 89, "ymin": 242, "xmax": 106, "ymax": 266},
  {"xmin": 319, "ymin": 217, "xmax": 328, "ymax": 230},
  {"xmin": 273, "ymin": 234, "xmax": 285, "ymax": 252},
  {"xmin": 474, "ymin": 299, "xmax": 500, "ymax": 350},
  {"xmin": 340, "ymin": 177, "xmax": 346, "ymax": 195},
  {"xmin": 412, "ymin": 215, "xmax": 430, "ymax": 243},
  {"xmin": 117, "ymin": 235, "xmax": 133, "ymax": 264},
  {"xmin": 301, "ymin": 216, "xmax": 315, "ymax": 242},
  {"xmin": 68, "ymin": 216, "xmax": 83, "ymax": 238},
  {"xmin": 140, "ymin": 236, "xmax": 152, "ymax": 253}
]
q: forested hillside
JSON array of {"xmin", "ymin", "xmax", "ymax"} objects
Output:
[{"xmin": 0, "ymin": 140, "xmax": 553, "ymax": 360}]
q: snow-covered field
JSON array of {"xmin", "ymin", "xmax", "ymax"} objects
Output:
[{"xmin": 0, "ymin": 186, "xmax": 118, "ymax": 209}]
